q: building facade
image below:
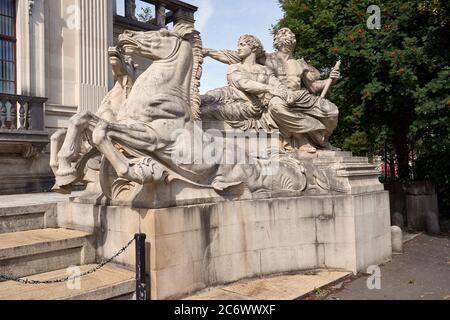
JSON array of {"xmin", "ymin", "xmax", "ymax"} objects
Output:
[{"xmin": 0, "ymin": 0, "xmax": 197, "ymax": 194}]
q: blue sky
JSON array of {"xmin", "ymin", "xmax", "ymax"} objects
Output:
[{"xmin": 117, "ymin": 0, "xmax": 284, "ymax": 93}]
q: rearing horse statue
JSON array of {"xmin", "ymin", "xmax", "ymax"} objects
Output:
[{"xmin": 51, "ymin": 23, "xmax": 309, "ymax": 199}]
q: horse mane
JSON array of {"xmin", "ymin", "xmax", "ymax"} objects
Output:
[
  {"xmin": 173, "ymin": 23, "xmax": 203, "ymax": 121},
  {"xmin": 189, "ymin": 31, "xmax": 203, "ymax": 121}
]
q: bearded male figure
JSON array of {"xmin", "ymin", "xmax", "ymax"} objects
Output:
[{"xmin": 203, "ymin": 28, "xmax": 340, "ymax": 153}]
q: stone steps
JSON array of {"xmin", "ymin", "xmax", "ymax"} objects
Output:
[
  {"xmin": 335, "ymin": 162, "xmax": 380, "ymax": 178},
  {"xmin": 0, "ymin": 264, "xmax": 135, "ymax": 300},
  {"xmin": 0, "ymin": 192, "xmax": 138, "ymax": 300},
  {"xmin": 0, "ymin": 203, "xmax": 57, "ymax": 234},
  {"xmin": 0, "ymin": 228, "xmax": 95, "ymax": 279},
  {"xmin": 313, "ymin": 157, "xmax": 370, "ymax": 165},
  {"xmin": 0, "ymin": 192, "xmax": 79, "ymax": 234}
]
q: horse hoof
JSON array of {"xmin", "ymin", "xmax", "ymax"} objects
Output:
[
  {"xmin": 56, "ymin": 166, "xmax": 77, "ymax": 176},
  {"xmin": 51, "ymin": 184, "xmax": 73, "ymax": 195},
  {"xmin": 55, "ymin": 174, "xmax": 78, "ymax": 188}
]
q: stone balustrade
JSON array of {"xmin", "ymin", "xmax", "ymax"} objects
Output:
[
  {"xmin": 114, "ymin": 0, "xmax": 197, "ymax": 30},
  {"xmin": 0, "ymin": 93, "xmax": 47, "ymax": 131},
  {"xmin": 0, "ymin": 93, "xmax": 51, "ymax": 194}
]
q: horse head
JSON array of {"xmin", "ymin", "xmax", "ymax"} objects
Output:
[
  {"xmin": 118, "ymin": 24, "xmax": 203, "ymax": 121},
  {"xmin": 118, "ymin": 24, "xmax": 196, "ymax": 61}
]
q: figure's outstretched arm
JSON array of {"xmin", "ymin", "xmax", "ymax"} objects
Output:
[
  {"xmin": 228, "ymin": 68, "xmax": 287, "ymax": 100},
  {"xmin": 203, "ymin": 48, "xmax": 241, "ymax": 65}
]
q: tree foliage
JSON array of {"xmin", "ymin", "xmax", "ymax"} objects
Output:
[
  {"xmin": 137, "ymin": 7, "xmax": 155, "ymax": 24},
  {"xmin": 276, "ymin": 0, "xmax": 450, "ymax": 210}
]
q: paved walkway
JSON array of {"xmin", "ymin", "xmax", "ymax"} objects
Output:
[
  {"xmin": 185, "ymin": 270, "xmax": 351, "ymax": 300},
  {"xmin": 321, "ymin": 234, "xmax": 450, "ymax": 300}
]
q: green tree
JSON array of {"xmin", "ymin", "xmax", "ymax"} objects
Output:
[
  {"xmin": 137, "ymin": 6, "xmax": 155, "ymax": 24},
  {"xmin": 343, "ymin": 131, "xmax": 369, "ymax": 156},
  {"xmin": 412, "ymin": 68, "xmax": 450, "ymax": 210},
  {"xmin": 276, "ymin": 0, "xmax": 449, "ymax": 187}
]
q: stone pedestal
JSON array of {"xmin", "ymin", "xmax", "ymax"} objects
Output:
[
  {"xmin": 405, "ymin": 182, "xmax": 440, "ymax": 232},
  {"xmin": 55, "ymin": 151, "xmax": 392, "ymax": 300},
  {"xmin": 385, "ymin": 181, "xmax": 440, "ymax": 232}
]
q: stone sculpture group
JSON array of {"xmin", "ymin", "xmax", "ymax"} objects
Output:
[
  {"xmin": 44, "ymin": 21, "xmax": 393, "ymax": 301},
  {"xmin": 202, "ymin": 29, "xmax": 340, "ymax": 153},
  {"xmin": 49, "ymin": 23, "xmax": 343, "ymax": 201}
]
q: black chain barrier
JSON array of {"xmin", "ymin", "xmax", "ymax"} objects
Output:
[{"xmin": 0, "ymin": 237, "xmax": 136, "ymax": 285}]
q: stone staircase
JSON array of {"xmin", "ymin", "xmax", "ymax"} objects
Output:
[{"xmin": 0, "ymin": 194, "xmax": 136, "ymax": 300}]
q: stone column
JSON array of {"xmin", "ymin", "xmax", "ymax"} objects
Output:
[
  {"xmin": 78, "ymin": 0, "xmax": 114, "ymax": 113},
  {"xmin": 16, "ymin": 0, "xmax": 32, "ymax": 96},
  {"xmin": 14, "ymin": 0, "xmax": 46, "ymax": 127},
  {"xmin": 30, "ymin": 0, "xmax": 46, "ymax": 98}
]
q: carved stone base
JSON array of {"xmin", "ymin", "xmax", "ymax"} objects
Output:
[
  {"xmin": 59, "ymin": 189, "xmax": 391, "ymax": 300},
  {"xmin": 57, "ymin": 152, "xmax": 392, "ymax": 300},
  {"xmin": 73, "ymin": 150, "xmax": 383, "ymax": 208}
]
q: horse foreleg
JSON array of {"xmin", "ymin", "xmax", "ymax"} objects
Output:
[
  {"xmin": 92, "ymin": 121, "xmax": 162, "ymax": 185},
  {"xmin": 91, "ymin": 121, "xmax": 135, "ymax": 181},
  {"xmin": 50, "ymin": 129, "xmax": 67, "ymax": 175},
  {"xmin": 56, "ymin": 111, "xmax": 99, "ymax": 176}
]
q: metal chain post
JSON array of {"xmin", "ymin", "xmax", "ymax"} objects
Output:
[{"xmin": 135, "ymin": 233, "xmax": 148, "ymax": 301}]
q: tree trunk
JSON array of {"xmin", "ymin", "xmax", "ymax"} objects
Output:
[
  {"xmin": 393, "ymin": 129, "xmax": 410, "ymax": 180},
  {"xmin": 389, "ymin": 156, "xmax": 396, "ymax": 178}
]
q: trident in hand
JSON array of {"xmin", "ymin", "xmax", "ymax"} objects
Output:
[{"xmin": 321, "ymin": 60, "xmax": 341, "ymax": 98}]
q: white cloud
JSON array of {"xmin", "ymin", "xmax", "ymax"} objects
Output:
[{"xmin": 195, "ymin": 0, "xmax": 213, "ymax": 32}]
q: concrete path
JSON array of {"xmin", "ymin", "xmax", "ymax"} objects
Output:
[
  {"xmin": 321, "ymin": 234, "xmax": 450, "ymax": 300},
  {"xmin": 185, "ymin": 270, "xmax": 351, "ymax": 300}
]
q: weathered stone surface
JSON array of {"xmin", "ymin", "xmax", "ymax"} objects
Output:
[
  {"xmin": 60, "ymin": 187, "xmax": 392, "ymax": 300},
  {"xmin": 185, "ymin": 270, "xmax": 352, "ymax": 300}
]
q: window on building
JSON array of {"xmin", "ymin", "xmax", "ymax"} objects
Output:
[{"xmin": 0, "ymin": 0, "xmax": 15, "ymax": 94}]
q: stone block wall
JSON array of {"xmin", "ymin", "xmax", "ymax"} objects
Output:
[{"xmin": 58, "ymin": 190, "xmax": 392, "ymax": 300}]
